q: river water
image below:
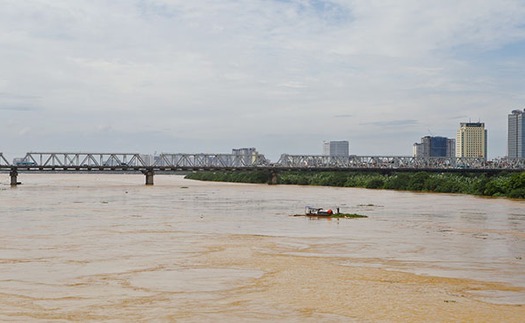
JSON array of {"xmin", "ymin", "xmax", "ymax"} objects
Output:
[{"xmin": 1, "ymin": 174, "xmax": 524, "ymax": 321}]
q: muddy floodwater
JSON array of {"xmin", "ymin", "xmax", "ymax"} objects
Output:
[{"xmin": 1, "ymin": 174, "xmax": 524, "ymax": 321}]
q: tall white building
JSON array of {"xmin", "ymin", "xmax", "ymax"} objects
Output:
[
  {"xmin": 508, "ymin": 109, "xmax": 525, "ymax": 158},
  {"xmin": 323, "ymin": 141, "xmax": 349, "ymax": 157},
  {"xmin": 456, "ymin": 122, "xmax": 487, "ymax": 159}
]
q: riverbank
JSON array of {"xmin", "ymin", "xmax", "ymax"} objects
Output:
[{"xmin": 185, "ymin": 170, "xmax": 525, "ymax": 199}]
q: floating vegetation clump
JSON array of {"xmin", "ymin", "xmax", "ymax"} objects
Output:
[
  {"xmin": 330, "ymin": 213, "xmax": 368, "ymax": 219},
  {"xmin": 292, "ymin": 213, "xmax": 368, "ymax": 219}
]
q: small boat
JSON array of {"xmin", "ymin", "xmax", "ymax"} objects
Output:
[
  {"xmin": 304, "ymin": 206, "xmax": 337, "ymax": 216},
  {"xmin": 294, "ymin": 207, "xmax": 367, "ymax": 219}
]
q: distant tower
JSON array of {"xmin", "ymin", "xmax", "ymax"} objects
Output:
[
  {"xmin": 508, "ymin": 109, "xmax": 525, "ymax": 158},
  {"xmin": 456, "ymin": 122, "xmax": 487, "ymax": 159},
  {"xmin": 323, "ymin": 141, "xmax": 349, "ymax": 157},
  {"xmin": 446, "ymin": 138, "xmax": 456, "ymax": 158}
]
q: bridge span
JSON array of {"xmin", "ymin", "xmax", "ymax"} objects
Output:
[
  {"xmin": 2, "ymin": 152, "xmax": 271, "ymax": 185},
  {"xmin": 1, "ymin": 152, "xmax": 524, "ymax": 186},
  {"xmin": 276, "ymin": 154, "xmax": 525, "ymax": 170}
]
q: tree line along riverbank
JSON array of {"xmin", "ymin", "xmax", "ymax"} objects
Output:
[{"xmin": 184, "ymin": 170, "xmax": 525, "ymax": 199}]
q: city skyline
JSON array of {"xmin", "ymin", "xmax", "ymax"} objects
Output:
[
  {"xmin": 1, "ymin": 1, "xmax": 524, "ymax": 161},
  {"xmin": 0, "ymin": 115, "xmax": 521, "ymax": 162}
]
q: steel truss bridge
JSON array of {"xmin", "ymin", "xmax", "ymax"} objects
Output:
[
  {"xmin": 1, "ymin": 152, "xmax": 269, "ymax": 169},
  {"xmin": 1, "ymin": 152, "xmax": 524, "ymax": 185}
]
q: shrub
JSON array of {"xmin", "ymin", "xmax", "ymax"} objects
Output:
[
  {"xmin": 407, "ymin": 172, "xmax": 430, "ymax": 190},
  {"xmin": 366, "ymin": 178, "xmax": 384, "ymax": 189},
  {"xmin": 185, "ymin": 170, "xmax": 524, "ymax": 199},
  {"xmin": 383, "ymin": 174, "xmax": 407, "ymax": 190},
  {"xmin": 508, "ymin": 188, "xmax": 525, "ymax": 199},
  {"xmin": 509, "ymin": 172, "xmax": 525, "ymax": 190}
]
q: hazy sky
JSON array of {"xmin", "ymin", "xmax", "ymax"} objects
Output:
[{"xmin": 1, "ymin": 0, "xmax": 524, "ymax": 161}]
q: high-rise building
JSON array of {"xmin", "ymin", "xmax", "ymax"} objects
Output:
[
  {"xmin": 508, "ymin": 109, "xmax": 525, "ymax": 158},
  {"xmin": 446, "ymin": 139, "xmax": 456, "ymax": 158},
  {"xmin": 413, "ymin": 136, "xmax": 455, "ymax": 158},
  {"xmin": 323, "ymin": 141, "xmax": 349, "ymax": 157},
  {"xmin": 456, "ymin": 122, "xmax": 487, "ymax": 159},
  {"xmin": 232, "ymin": 147, "xmax": 259, "ymax": 165},
  {"xmin": 413, "ymin": 142, "xmax": 424, "ymax": 157}
]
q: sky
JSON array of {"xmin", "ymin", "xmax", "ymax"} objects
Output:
[{"xmin": 1, "ymin": 0, "xmax": 525, "ymax": 162}]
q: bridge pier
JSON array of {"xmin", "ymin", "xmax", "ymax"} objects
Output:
[
  {"xmin": 143, "ymin": 169, "xmax": 154, "ymax": 185},
  {"xmin": 10, "ymin": 168, "xmax": 19, "ymax": 186},
  {"xmin": 268, "ymin": 170, "xmax": 279, "ymax": 185}
]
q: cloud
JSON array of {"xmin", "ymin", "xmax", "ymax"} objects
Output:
[
  {"xmin": 360, "ymin": 119, "xmax": 419, "ymax": 127},
  {"xmin": 17, "ymin": 127, "xmax": 31, "ymax": 136},
  {"xmin": 0, "ymin": 0, "xmax": 524, "ymax": 159},
  {"xmin": 0, "ymin": 92, "xmax": 40, "ymax": 99},
  {"xmin": 0, "ymin": 106, "xmax": 38, "ymax": 112}
]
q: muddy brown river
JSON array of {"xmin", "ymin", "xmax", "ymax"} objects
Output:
[{"xmin": 1, "ymin": 174, "xmax": 524, "ymax": 321}]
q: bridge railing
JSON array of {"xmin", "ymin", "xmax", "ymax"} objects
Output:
[
  {"xmin": 0, "ymin": 153, "xmax": 10, "ymax": 166},
  {"xmin": 18, "ymin": 152, "xmax": 151, "ymax": 167},
  {"xmin": 154, "ymin": 153, "xmax": 269, "ymax": 168}
]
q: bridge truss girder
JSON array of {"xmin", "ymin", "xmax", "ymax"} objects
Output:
[
  {"xmin": 21, "ymin": 152, "xmax": 150, "ymax": 167},
  {"xmin": 276, "ymin": 155, "xmax": 525, "ymax": 170},
  {"xmin": 155, "ymin": 153, "xmax": 268, "ymax": 168},
  {"xmin": 0, "ymin": 153, "xmax": 9, "ymax": 166}
]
